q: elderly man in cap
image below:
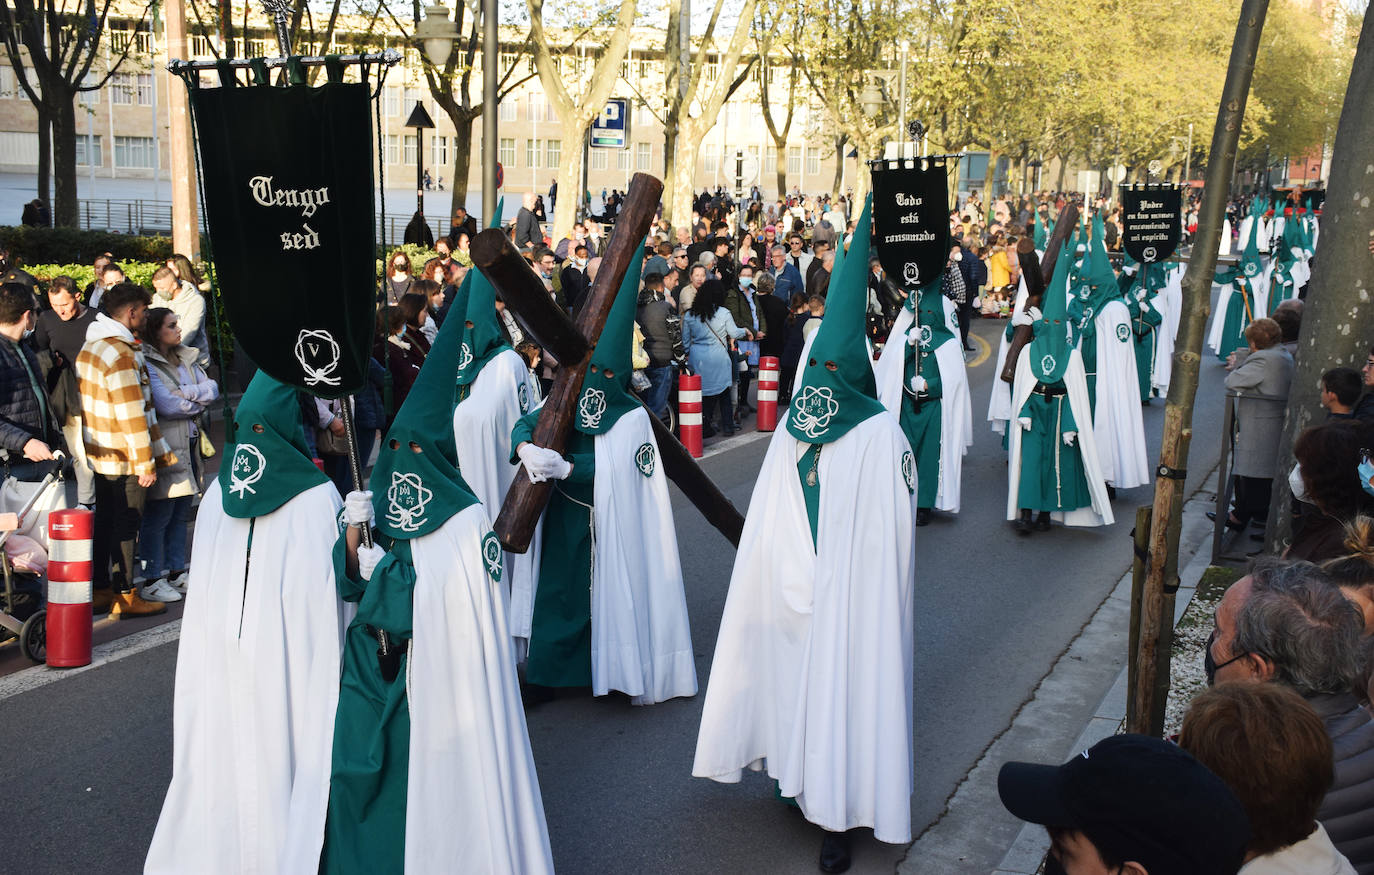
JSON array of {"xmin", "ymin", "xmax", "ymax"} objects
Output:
[
  {"xmin": 999, "ymin": 733, "xmax": 1250, "ymax": 874},
  {"xmin": 1206, "ymin": 559, "xmax": 1374, "ymax": 872}
]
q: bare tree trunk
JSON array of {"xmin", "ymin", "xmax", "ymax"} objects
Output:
[
  {"xmin": 51, "ymin": 87, "xmax": 78, "ymax": 227},
  {"xmin": 551, "ymin": 116, "xmax": 586, "ymax": 241},
  {"xmin": 1128, "ymin": 0, "xmax": 1270, "ymax": 737},
  {"xmin": 662, "ymin": 120, "xmax": 681, "ymax": 227},
  {"xmin": 1265, "ymin": 8, "xmax": 1374, "ymax": 551},
  {"xmin": 448, "ymin": 112, "xmax": 474, "ymax": 220},
  {"xmin": 1055, "ymin": 152, "xmax": 1067, "ymax": 192},
  {"xmin": 981, "ymin": 149, "xmax": 998, "ymax": 214},
  {"xmin": 831, "ymin": 133, "xmax": 846, "ymax": 197},
  {"xmin": 35, "ymin": 106, "xmax": 50, "ymax": 208},
  {"xmin": 774, "ymin": 144, "xmax": 787, "ymax": 201}
]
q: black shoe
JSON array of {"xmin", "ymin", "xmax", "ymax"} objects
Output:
[
  {"xmin": 520, "ymin": 682, "xmax": 556, "ymax": 707},
  {"xmin": 1014, "ymin": 511, "xmax": 1033, "ymax": 536},
  {"xmin": 1035, "ymin": 511, "xmax": 1051, "ymax": 532},
  {"xmin": 702, "ymin": 426, "xmax": 719, "ymax": 439},
  {"xmin": 1250, "ymin": 532, "xmax": 1266, "ymax": 542},
  {"xmin": 1106, "ymin": 484, "xmax": 1117, "ymax": 501},
  {"xmin": 915, "ymin": 508, "xmax": 932, "ymax": 527},
  {"xmin": 723, "ymin": 426, "xmax": 738, "ymax": 437},
  {"xmin": 1206, "ymin": 510, "xmax": 1246, "ymax": 531},
  {"xmin": 819, "ymin": 832, "xmax": 852, "ymax": 874}
]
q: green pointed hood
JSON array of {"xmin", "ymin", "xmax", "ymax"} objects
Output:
[
  {"xmin": 370, "ymin": 290, "xmax": 480, "ymax": 539},
  {"xmin": 457, "ymin": 200, "xmax": 512, "ymax": 387},
  {"xmin": 1033, "ymin": 212, "xmax": 1047, "ymax": 250},
  {"xmin": 572, "ymin": 254, "xmax": 644, "ymax": 435},
  {"xmin": 1238, "ymin": 198, "xmax": 1264, "ymax": 282},
  {"xmin": 218, "ymin": 371, "xmax": 329, "ymax": 519},
  {"xmin": 1029, "ymin": 241, "xmax": 1074, "ymax": 384},
  {"xmin": 786, "ymin": 195, "xmax": 885, "ymax": 444},
  {"xmin": 1080, "ymin": 212, "xmax": 1120, "ymax": 315},
  {"xmin": 916, "ymin": 278, "xmax": 955, "ymax": 346}
]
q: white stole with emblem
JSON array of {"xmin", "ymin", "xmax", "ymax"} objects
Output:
[
  {"xmin": 589, "ymin": 406, "xmax": 697, "ymax": 704},
  {"xmin": 406, "ymin": 502, "xmax": 554, "ymax": 874},
  {"xmin": 693, "ymin": 411, "xmax": 917, "ymax": 842},
  {"xmin": 453, "ymin": 347, "xmax": 542, "ymax": 654}
]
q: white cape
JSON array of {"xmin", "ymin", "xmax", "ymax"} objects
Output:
[
  {"xmin": 406, "ymin": 503, "xmax": 554, "ymax": 874},
  {"xmin": 874, "ymin": 307, "xmax": 971, "ymax": 512},
  {"xmin": 1089, "ymin": 299, "xmax": 1149, "ymax": 489},
  {"xmin": 1006, "ymin": 350, "xmax": 1115, "ymax": 527},
  {"xmin": 510, "ymin": 407, "xmax": 697, "ymax": 705},
  {"xmin": 453, "ymin": 347, "xmax": 542, "ymax": 651},
  {"xmin": 1150, "ymin": 266, "xmax": 1183, "ymax": 394},
  {"xmin": 147, "ymin": 480, "xmax": 350, "ymax": 875},
  {"xmin": 988, "ymin": 275, "xmax": 1031, "ymax": 434},
  {"xmin": 693, "ymin": 412, "xmax": 916, "ymax": 843},
  {"xmin": 1207, "ymin": 261, "xmax": 1272, "ymax": 356}
]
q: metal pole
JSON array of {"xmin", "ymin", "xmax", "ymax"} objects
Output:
[
  {"xmin": 482, "ymin": 0, "xmax": 498, "ymax": 224},
  {"xmin": 415, "ymin": 124, "xmax": 424, "ymax": 216},
  {"xmin": 897, "ymin": 41, "xmax": 908, "ymax": 160},
  {"xmin": 1183, "ymin": 122, "xmax": 1193, "ymax": 183}
]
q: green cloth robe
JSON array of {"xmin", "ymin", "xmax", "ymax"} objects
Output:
[
  {"xmin": 1128, "ymin": 297, "xmax": 1163, "ymax": 401},
  {"xmin": 322, "ymin": 535, "xmax": 415, "ymax": 875},
  {"xmin": 512, "ymin": 409, "xmax": 597, "ymax": 688},
  {"xmin": 1016, "ymin": 386, "xmax": 1092, "ymax": 512},
  {"xmin": 899, "ymin": 339, "xmax": 943, "ymax": 510}
]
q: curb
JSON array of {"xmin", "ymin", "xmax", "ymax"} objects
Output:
[{"xmin": 902, "ymin": 483, "xmax": 1218, "ymax": 874}]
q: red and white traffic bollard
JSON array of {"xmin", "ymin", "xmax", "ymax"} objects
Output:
[
  {"xmin": 46, "ymin": 508, "xmax": 94, "ymax": 668},
  {"xmin": 756, "ymin": 356, "xmax": 780, "ymax": 431},
  {"xmin": 679, "ymin": 373, "xmax": 703, "ymax": 458}
]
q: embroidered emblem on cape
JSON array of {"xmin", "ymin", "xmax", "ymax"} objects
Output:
[
  {"xmin": 518, "ymin": 383, "xmax": 530, "ymax": 413},
  {"xmin": 903, "ymin": 262, "xmax": 920, "ymax": 285},
  {"xmin": 792, "ymin": 386, "xmax": 840, "ymax": 439},
  {"xmin": 228, "ymin": 443, "xmax": 266, "ymax": 496},
  {"xmin": 1243, "ymin": 260, "xmax": 1260, "ymax": 278},
  {"xmin": 385, "ymin": 471, "xmax": 433, "ymax": 532},
  {"xmin": 1116, "ymin": 323, "xmax": 1131, "ymax": 342},
  {"xmin": 1142, "ymin": 245, "xmax": 1157, "ymax": 262},
  {"xmin": 1040, "ymin": 354, "xmax": 1057, "ymax": 375},
  {"xmin": 918, "ymin": 325, "xmax": 933, "ymax": 349},
  {"xmin": 903, "ymin": 290, "xmax": 918, "ymax": 313},
  {"xmin": 577, "ymin": 387, "xmax": 608, "ymax": 429},
  {"xmin": 335, "ymin": 506, "xmax": 349, "ymax": 535},
  {"xmin": 901, "ymin": 451, "xmax": 915, "ymax": 494},
  {"xmin": 458, "ymin": 342, "xmax": 474, "ymax": 372},
  {"xmin": 294, "ymin": 328, "xmax": 341, "ymax": 387},
  {"xmin": 635, "ymin": 442, "xmax": 656, "ymax": 477},
  {"xmin": 481, "ymin": 531, "xmax": 502, "ymax": 582}
]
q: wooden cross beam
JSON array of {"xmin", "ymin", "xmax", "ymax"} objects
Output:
[{"xmin": 1000, "ymin": 201, "xmax": 1081, "ymax": 384}]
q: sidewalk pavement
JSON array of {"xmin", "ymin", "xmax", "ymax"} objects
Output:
[{"xmin": 903, "ymin": 485, "xmax": 1219, "ymax": 874}]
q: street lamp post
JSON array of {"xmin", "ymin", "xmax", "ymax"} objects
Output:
[
  {"xmin": 405, "ymin": 101, "xmax": 436, "ymax": 220},
  {"xmin": 897, "ymin": 40, "xmax": 909, "ymax": 159}
]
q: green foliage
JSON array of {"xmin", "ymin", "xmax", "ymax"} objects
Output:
[{"xmin": 0, "ymin": 225, "xmax": 180, "ymax": 267}]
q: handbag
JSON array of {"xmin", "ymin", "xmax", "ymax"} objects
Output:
[
  {"xmin": 317, "ymin": 424, "xmax": 351, "ymax": 456},
  {"xmin": 198, "ymin": 419, "xmax": 216, "ymax": 458}
]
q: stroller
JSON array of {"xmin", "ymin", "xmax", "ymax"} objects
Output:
[{"xmin": 0, "ymin": 454, "xmax": 68, "ymax": 663}]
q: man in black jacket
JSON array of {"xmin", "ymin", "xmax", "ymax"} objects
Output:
[
  {"xmin": 637, "ymin": 273, "xmax": 679, "ymax": 421},
  {"xmin": 514, "ymin": 193, "xmax": 542, "ymax": 251},
  {"xmin": 31, "ymin": 276, "xmax": 97, "ymax": 506}
]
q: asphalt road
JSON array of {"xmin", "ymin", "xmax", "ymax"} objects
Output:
[{"xmin": 0, "ymin": 316, "xmax": 1230, "ymax": 874}]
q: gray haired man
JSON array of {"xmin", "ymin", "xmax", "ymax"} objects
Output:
[{"xmin": 1207, "ymin": 559, "xmax": 1374, "ymax": 871}]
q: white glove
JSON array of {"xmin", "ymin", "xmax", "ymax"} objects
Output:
[
  {"xmin": 1027, "ymin": 306, "xmax": 1043, "ymax": 322},
  {"xmin": 1018, "ymin": 416, "xmax": 1032, "ymax": 431},
  {"xmin": 344, "ymin": 490, "xmax": 375, "ymax": 527},
  {"xmin": 1135, "ymin": 289, "xmax": 1147, "ymax": 301},
  {"xmin": 544, "ymin": 454, "xmax": 573, "ymax": 481},
  {"xmin": 517, "ymin": 443, "xmax": 552, "ymax": 483},
  {"xmin": 1011, "ymin": 311, "xmax": 1032, "ymax": 327},
  {"xmin": 910, "ymin": 375, "xmax": 928, "ymax": 393},
  {"xmin": 906, "ymin": 327, "xmax": 921, "ymax": 345},
  {"xmin": 1063, "ymin": 430, "xmax": 1077, "ymax": 446},
  {"xmin": 357, "ymin": 543, "xmax": 385, "ymax": 581}
]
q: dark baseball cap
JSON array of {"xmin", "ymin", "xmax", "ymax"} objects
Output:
[{"xmin": 998, "ymin": 734, "xmax": 1250, "ymax": 875}]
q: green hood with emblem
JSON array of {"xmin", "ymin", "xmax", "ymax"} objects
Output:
[
  {"xmin": 370, "ymin": 280, "xmax": 480, "ymax": 539},
  {"xmin": 457, "ymin": 201, "xmax": 512, "ymax": 387},
  {"xmin": 912, "ymin": 278, "xmax": 954, "ymax": 346},
  {"xmin": 218, "ymin": 371, "xmax": 330, "ymax": 519},
  {"xmin": 1029, "ymin": 240, "xmax": 1074, "ymax": 384},
  {"xmin": 573, "ymin": 253, "xmax": 645, "ymax": 436},
  {"xmin": 1217, "ymin": 197, "xmax": 1264, "ymax": 289},
  {"xmin": 786, "ymin": 195, "xmax": 885, "ymax": 444},
  {"xmin": 1076, "ymin": 212, "xmax": 1121, "ymax": 320}
]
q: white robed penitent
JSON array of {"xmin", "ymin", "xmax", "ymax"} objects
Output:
[
  {"xmin": 988, "ymin": 274, "xmax": 1032, "ymax": 435},
  {"xmin": 1088, "ymin": 299, "xmax": 1150, "ymax": 489},
  {"xmin": 693, "ymin": 412, "xmax": 917, "ymax": 842},
  {"xmin": 874, "ymin": 305, "xmax": 972, "ymax": 512},
  {"xmin": 405, "ymin": 503, "xmax": 554, "ymax": 874},
  {"xmin": 146, "ymin": 480, "xmax": 350, "ymax": 875}
]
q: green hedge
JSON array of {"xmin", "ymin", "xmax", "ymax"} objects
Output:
[{"xmin": 0, "ymin": 225, "xmax": 183, "ymax": 267}]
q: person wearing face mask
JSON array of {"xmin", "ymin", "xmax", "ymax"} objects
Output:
[
  {"xmin": 151, "ymin": 265, "xmax": 210, "ymax": 368},
  {"xmin": 1283, "ymin": 421, "xmax": 1374, "ymax": 562},
  {"xmin": 32, "ymin": 276, "xmax": 97, "ymax": 506},
  {"xmin": 724, "ymin": 265, "xmax": 767, "ymax": 418},
  {"xmin": 382, "ymin": 249, "xmax": 414, "ymax": 306},
  {"xmin": 561, "ymin": 244, "xmax": 592, "ymax": 313},
  {"xmin": 0, "ymin": 282, "xmax": 71, "ymax": 619}
]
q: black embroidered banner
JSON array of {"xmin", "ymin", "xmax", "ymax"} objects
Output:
[
  {"xmin": 870, "ymin": 156, "xmax": 951, "ymax": 289},
  {"xmin": 191, "ymin": 78, "xmax": 375, "ymax": 397},
  {"xmin": 1120, "ymin": 184, "xmax": 1183, "ymax": 264}
]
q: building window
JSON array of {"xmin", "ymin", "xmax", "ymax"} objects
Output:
[
  {"xmin": 191, "ymin": 34, "xmax": 215, "ymax": 56},
  {"xmin": 385, "ymin": 87, "xmax": 400, "ymax": 117},
  {"xmin": 636, "ymin": 142, "xmax": 651, "ymax": 171},
  {"xmin": 545, "ymin": 101, "xmax": 558, "ymax": 123},
  {"xmin": 704, "ymin": 151, "xmax": 717, "ymax": 174},
  {"xmin": 526, "ymin": 138, "xmax": 541, "ymax": 168},
  {"xmin": 499, "ymin": 137, "xmax": 516, "ymax": 166},
  {"xmin": 77, "ymin": 74, "xmax": 99, "ymax": 105},
  {"xmin": 705, "ymin": 56, "xmax": 719, "ymax": 81},
  {"xmin": 806, "ymin": 146, "xmax": 820, "ymax": 176},
  {"xmin": 499, "ymin": 51, "xmax": 517, "ymax": 75},
  {"xmin": 499, "ymin": 97, "xmax": 517, "ymax": 121},
  {"xmin": 431, "ymin": 135, "xmax": 448, "ymax": 167},
  {"xmin": 403, "ymin": 87, "xmax": 421, "ymax": 108},
  {"xmin": 0, "ymin": 67, "xmax": 14, "ymax": 98},
  {"xmin": 787, "ymin": 146, "xmax": 801, "ymax": 175},
  {"xmin": 764, "ymin": 145, "xmax": 777, "ymax": 173},
  {"xmin": 616, "ymin": 147, "xmax": 630, "ymax": 171},
  {"xmin": 114, "ymin": 135, "xmax": 156, "ymax": 168},
  {"xmin": 403, "ymin": 134, "xmax": 417, "ymax": 166},
  {"xmin": 385, "ymin": 135, "xmax": 399, "ymax": 165},
  {"xmin": 725, "ymin": 103, "xmax": 737, "ymax": 127},
  {"xmin": 545, "ymin": 139, "xmax": 560, "ymax": 169},
  {"xmin": 76, "ymin": 135, "xmax": 102, "ymax": 167},
  {"xmin": 591, "ymin": 148, "xmax": 607, "ymax": 170},
  {"xmin": 110, "ymin": 73, "xmax": 134, "ymax": 105},
  {"xmin": 136, "ymin": 73, "xmax": 153, "ymax": 106},
  {"xmin": 527, "ymin": 94, "xmax": 542, "ymax": 122}
]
